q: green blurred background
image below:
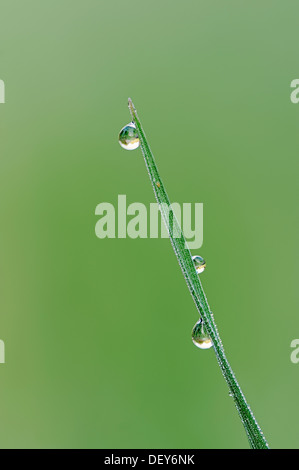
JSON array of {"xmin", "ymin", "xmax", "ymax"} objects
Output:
[{"xmin": 0, "ymin": 0, "xmax": 298, "ymax": 449}]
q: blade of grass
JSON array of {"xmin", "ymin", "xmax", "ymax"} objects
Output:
[{"xmin": 128, "ymin": 98, "xmax": 269, "ymax": 449}]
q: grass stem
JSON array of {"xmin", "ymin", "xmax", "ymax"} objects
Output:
[{"xmin": 128, "ymin": 98, "xmax": 269, "ymax": 449}]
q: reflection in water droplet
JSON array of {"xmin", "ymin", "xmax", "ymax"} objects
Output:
[
  {"xmin": 192, "ymin": 319, "xmax": 213, "ymax": 349},
  {"xmin": 118, "ymin": 122, "xmax": 140, "ymax": 150},
  {"xmin": 192, "ymin": 255, "xmax": 206, "ymax": 274}
]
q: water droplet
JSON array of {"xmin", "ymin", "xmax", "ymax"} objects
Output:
[
  {"xmin": 118, "ymin": 122, "xmax": 140, "ymax": 150},
  {"xmin": 192, "ymin": 255, "xmax": 206, "ymax": 274},
  {"xmin": 191, "ymin": 319, "xmax": 212, "ymax": 349}
]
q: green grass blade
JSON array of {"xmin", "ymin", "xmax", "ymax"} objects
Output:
[{"xmin": 128, "ymin": 98, "xmax": 269, "ymax": 449}]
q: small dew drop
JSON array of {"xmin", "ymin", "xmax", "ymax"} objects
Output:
[
  {"xmin": 118, "ymin": 122, "xmax": 140, "ymax": 150},
  {"xmin": 192, "ymin": 255, "xmax": 206, "ymax": 274},
  {"xmin": 191, "ymin": 319, "xmax": 213, "ymax": 350}
]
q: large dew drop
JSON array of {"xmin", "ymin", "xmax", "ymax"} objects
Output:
[
  {"xmin": 192, "ymin": 255, "xmax": 206, "ymax": 274},
  {"xmin": 192, "ymin": 319, "xmax": 213, "ymax": 349},
  {"xmin": 118, "ymin": 122, "xmax": 140, "ymax": 150}
]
